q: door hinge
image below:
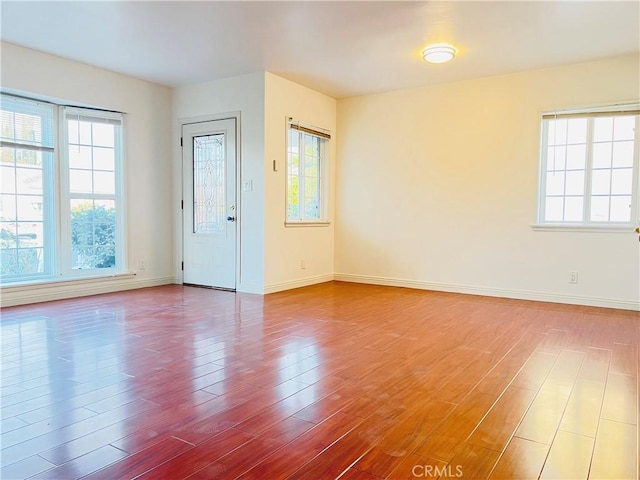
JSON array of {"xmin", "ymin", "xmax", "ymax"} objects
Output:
[
  {"xmin": 180, "ymin": 137, "xmax": 183, "ymax": 147},
  {"xmin": 181, "ymin": 261, "xmax": 184, "ymax": 271}
]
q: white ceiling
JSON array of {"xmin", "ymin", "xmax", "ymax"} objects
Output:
[{"xmin": 1, "ymin": 1, "xmax": 639, "ymax": 99}]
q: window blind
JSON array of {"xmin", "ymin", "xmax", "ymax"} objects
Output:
[
  {"xmin": 542, "ymin": 103, "xmax": 640, "ymax": 119},
  {"xmin": 288, "ymin": 118, "xmax": 331, "ymax": 139},
  {"xmin": 0, "ymin": 94, "xmax": 55, "ymax": 152}
]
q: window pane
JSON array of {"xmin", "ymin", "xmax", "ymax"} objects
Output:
[
  {"xmin": 564, "ymin": 197, "xmax": 583, "ymax": 222},
  {"xmin": 610, "ymin": 196, "xmax": 632, "ymax": 222},
  {"xmin": 567, "ymin": 118, "xmax": 587, "ymax": 144},
  {"xmin": 193, "ymin": 134, "xmax": 225, "ymax": 234},
  {"xmin": 16, "ymin": 167, "xmax": 43, "ymax": 195},
  {"xmin": 590, "ymin": 196, "xmax": 610, "ymax": 222},
  {"xmin": 592, "ymin": 142, "xmax": 612, "ymax": 168},
  {"xmin": 0, "ymin": 248, "xmax": 18, "ymax": 275},
  {"xmin": 92, "ymin": 123, "xmax": 115, "ymax": 147},
  {"xmin": 305, "ymin": 157, "xmax": 319, "ymax": 177},
  {"xmin": 591, "ymin": 169, "xmax": 611, "ymax": 195},
  {"xmin": 93, "ymin": 171, "xmax": 115, "ymax": 195},
  {"xmin": 71, "ymin": 199, "xmax": 116, "ymax": 270},
  {"xmin": 16, "ymin": 221, "xmax": 43, "ymax": 247},
  {"xmin": 68, "ymin": 120, "xmax": 92, "ymax": 145},
  {"xmin": 1, "ymin": 146, "xmax": 14, "ymax": 165},
  {"xmin": 69, "ymin": 145, "xmax": 92, "ymax": 169},
  {"xmin": 611, "ymin": 168, "xmax": 633, "ymax": 195},
  {"xmin": 566, "ymin": 145, "xmax": 586, "ymax": 170},
  {"xmin": 289, "ymin": 130, "xmax": 298, "ymax": 150},
  {"xmin": 593, "ymin": 117, "xmax": 614, "ymax": 142},
  {"xmin": 613, "ymin": 116, "xmax": 635, "ymax": 141},
  {"xmin": 289, "ymin": 154, "xmax": 299, "ymax": 175},
  {"xmin": 93, "ymin": 147, "xmax": 115, "ymax": 171},
  {"xmin": 612, "ymin": 141, "xmax": 634, "ymax": 168},
  {"xmin": 287, "ymin": 199, "xmax": 299, "ymax": 220},
  {"xmin": 304, "ymin": 200, "xmax": 319, "ymax": 219},
  {"xmin": 16, "ymin": 149, "xmax": 42, "ymax": 168},
  {"xmin": 70, "ymin": 169, "xmax": 93, "ymax": 194},
  {"xmin": 288, "ymin": 174, "xmax": 299, "ymax": 220},
  {"xmin": 305, "ymin": 134, "xmax": 319, "ymax": 157},
  {"xmin": 545, "ymin": 197, "xmax": 563, "ymax": 222},
  {"xmin": 565, "ymin": 171, "xmax": 585, "ymax": 196},
  {"xmin": 68, "ymin": 119, "xmax": 79, "ymax": 144},
  {"xmin": 77, "ymin": 121, "xmax": 92, "ymax": 145},
  {"xmin": 546, "ymin": 172, "xmax": 565, "ymax": 196},
  {"xmin": 305, "ymin": 177, "xmax": 319, "ymax": 199},
  {"xmin": 1, "ymin": 221, "xmax": 16, "ymax": 243},
  {"xmin": 16, "ymin": 195, "xmax": 43, "ymax": 221},
  {"xmin": 17, "ymin": 247, "xmax": 43, "ymax": 274},
  {"xmin": 547, "ymin": 119, "xmax": 567, "ymax": 145},
  {"xmin": 1, "ymin": 165, "xmax": 16, "ymax": 193},
  {"xmin": 547, "ymin": 146, "xmax": 566, "ymax": 171},
  {"xmin": 0, "ymin": 230, "xmax": 18, "ymax": 248},
  {"xmin": 1, "ymin": 194, "xmax": 17, "ymax": 219}
]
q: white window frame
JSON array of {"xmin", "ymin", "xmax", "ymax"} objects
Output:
[
  {"xmin": 0, "ymin": 93, "xmax": 127, "ymax": 285},
  {"xmin": 285, "ymin": 118, "xmax": 330, "ymax": 226},
  {"xmin": 60, "ymin": 107, "xmax": 126, "ymax": 276},
  {"xmin": 535, "ymin": 104, "xmax": 640, "ymax": 231},
  {"xmin": 0, "ymin": 96, "xmax": 56, "ymax": 282}
]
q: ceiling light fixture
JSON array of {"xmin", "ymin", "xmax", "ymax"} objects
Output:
[{"xmin": 422, "ymin": 44, "xmax": 456, "ymax": 64}]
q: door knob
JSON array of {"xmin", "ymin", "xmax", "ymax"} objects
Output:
[
  {"xmin": 635, "ymin": 227, "xmax": 640, "ymax": 233},
  {"xmin": 227, "ymin": 216, "xmax": 235, "ymax": 222}
]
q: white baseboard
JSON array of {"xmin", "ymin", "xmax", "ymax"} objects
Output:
[
  {"xmin": 334, "ymin": 273, "xmax": 640, "ymax": 311},
  {"xmin": 4, "ymin": 270, "xmax": 636, "ymax": 312},
  {"xmin": 1, "ymin": 275, "xmax": 176, "ymax": 307},
  {"xmin": 264, "ymin": 274, "xmax": 334, "ymax": 294}
]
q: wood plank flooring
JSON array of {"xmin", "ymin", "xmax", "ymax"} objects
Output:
[{"xmin": 1, "ymin": 282, "xmax": 638, "ymax": 479}]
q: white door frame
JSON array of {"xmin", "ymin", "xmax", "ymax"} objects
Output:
[{"xmin": 180, "ymin": 112, "xmax": 241, "ymax": 289}]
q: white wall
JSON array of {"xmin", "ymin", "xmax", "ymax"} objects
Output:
[
  {"xmin": 1, "ymin": 42, "xmax": 174, "ymax": 306},
  {"xmin": 173, "ymin": 73, "xmax": 266, "ymax": 293},
  {"xmin": 335, "ymin": 54, "xmax": 640, "ymax": 310},
  {"xmin": 3, "ymin": 42, "xmax": 637, "ymax": 310},
  {"xmin": 263, "ymin": 73, "xmax": 337, "ymax": 292}
]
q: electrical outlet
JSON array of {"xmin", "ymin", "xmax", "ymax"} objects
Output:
[
  {"xmin": 301, "ymin": 260, "xmax": 306, "ymax": 270},
  {"xmin": 138, "ymin": 260, "xmax": 146, "ymax": 271},
  {"xmin": 568, "ymin": 271, "xmax": 578, "ymax": 284}
]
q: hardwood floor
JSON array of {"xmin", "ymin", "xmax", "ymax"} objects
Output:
[{"xmin": 1, "ymin": 282, "xmax": 638, "ymax": 479}]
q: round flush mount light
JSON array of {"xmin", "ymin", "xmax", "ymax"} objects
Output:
[{"xmin": 422, "ymin": 44, "xmax": 456, "ymax": 64}]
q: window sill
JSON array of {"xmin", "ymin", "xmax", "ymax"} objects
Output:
[
  {"xmin": 531, "ymin": 224, "xmax": 636, "ymax": 233},
  {"xmin": 285, "ymin": 221, "xmax": 331, "ymax": 228},
  {"xmin": 1, "ymin": 271, "xmax": 136, "ymax": 290}
]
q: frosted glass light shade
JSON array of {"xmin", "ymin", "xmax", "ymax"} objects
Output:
[{"xmin": 422, "ymin": 44, "xmax": 456, "ymax": 64}]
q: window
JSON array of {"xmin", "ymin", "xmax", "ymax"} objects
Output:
[
  {"xmin": 286, "ymin": 120, "xmax": 330, "ymax": 223},
  {"xmin": 538, "ymin": 106, "xmax": 639, "ymax": 226},
  {"xmin": 1, "ymin": 97, "xmax": 54, "ymax": 280},
  {"xmin": 1, "ymin": 94, "xmax": 125, "ymax": 284}
]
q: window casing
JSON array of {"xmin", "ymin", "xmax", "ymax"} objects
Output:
[
  {"xmin": 286, "ymin": 121, "xmax": 329, "ymax": 224},
  {"xmin": 538, "ymin": 107, "xmax": 639, "ymax": 227},
  {"xmin": 0, "ymin": 94, "xmax": 125, "ymax": 284}
]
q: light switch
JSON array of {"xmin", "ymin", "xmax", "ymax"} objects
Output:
[{"xmin": 242, "ymin": 180, "xmax": 253, "ymax": 192}]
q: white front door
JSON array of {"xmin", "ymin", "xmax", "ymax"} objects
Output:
[{"xmin": 182, "ymin": 118, "xmax": 237, "ymax": 289}]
